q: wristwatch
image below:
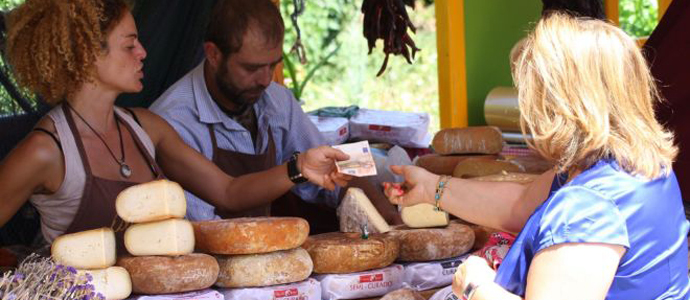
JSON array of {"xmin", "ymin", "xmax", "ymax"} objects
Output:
[{"xmin": 287, "ymin": 152, "xmax": 309, "ymax": 184}]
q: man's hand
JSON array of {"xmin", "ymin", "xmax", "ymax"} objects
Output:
[{"xmin": 298, "ymin": 146, "xmax": 352, "ymax": 190}]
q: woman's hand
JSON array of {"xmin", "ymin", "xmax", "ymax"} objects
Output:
[
  {"xmin": 298, "ymin": 146, "xmax": 352, "ymax": 190},
  {"xmin": 453, "ymin": 256, "xmax": 497, "ymax": 299},
  {"xmin": 382, "ymin": 165, "xmax": 439, "ymax": 207}
]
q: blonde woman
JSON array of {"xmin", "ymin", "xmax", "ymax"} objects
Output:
[{"xmin": 387, "ymin": 13, "xmax": 688, "ymax": 300}]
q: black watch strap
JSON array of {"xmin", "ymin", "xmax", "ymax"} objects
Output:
[{"xmin": 288, "ymin": 152, "xmax": 308, "ymax": 184}]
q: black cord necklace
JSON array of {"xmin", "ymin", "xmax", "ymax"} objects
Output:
[{"xmin": 66, "ymin": 103, "xmax": 132, "ymax": 178}]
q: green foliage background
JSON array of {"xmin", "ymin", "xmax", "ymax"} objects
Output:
[{"xmin": 0, "ymin": 0, "xmax": 662, "ymax": 122}]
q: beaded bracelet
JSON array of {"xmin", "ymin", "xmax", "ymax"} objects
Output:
[{"xmin": 434, "ymin": 175, "xmax": 451, "ymax": 211}]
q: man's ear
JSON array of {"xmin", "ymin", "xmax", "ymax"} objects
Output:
[{"xmin": 204, "ymin": 42, "xmax": 223, "ymax": 69}]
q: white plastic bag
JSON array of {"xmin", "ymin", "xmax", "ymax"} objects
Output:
[
  {"xmin": 349, "ymin": 109, "xmax": 431, "ymax": 148},
  {"xmin": 402, "ymin": 254, "xmax": 469, "ymax": 291},
  {"xmin": 428, "ymin": 285, "xmax": 459, "ymax": 300},
  {"xmin": 218, "ymin": 278, "xmax": 321, "ymax": 300},
  {"xmin": 127, "ymin": 289, "xmax": 223, "ymax": 300},
  {"xmin": 315, "ymin": 264, "xmax": 404, "ymax": 300},
  {"xmin": 309, "ymin": 115, "xmax": 350, "ymax": 145}
]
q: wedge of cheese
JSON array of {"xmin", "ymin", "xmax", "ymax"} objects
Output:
[
  {"xmin": 337, "ymin": 188, "xmax": 391, "ymax": 233},
  {"xmin": 116, "ymin": 179, "xmax": 186, "ymax": 223},
  {"xmin": 124, "ymin": 219, "xmax": 194, "ymax": 256},
  {"xmin": 79, "ymin": 267, "xmax": 132, "ymax": 300},
  {"xmin": 400, "ymin": 203, "xmax": 449, "ymax": 228},
  {"xmin": 51, "ymin": 228, "xmax": 116, "ymax": 269}
]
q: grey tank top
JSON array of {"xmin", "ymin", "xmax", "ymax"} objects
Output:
[{"xmin": 29, "ymin": 105, "xmax": 156, "ymax": 243}]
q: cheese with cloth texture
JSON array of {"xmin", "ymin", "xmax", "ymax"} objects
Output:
[
  {"xmin": 432, "ymin": 126, "xmax": 504, "ymax": 155},
  {"xmin": 124, "ymin": 218, "xmax": 194, "ymax": 256},
  {"xmin": 337, "ymin": 187, "xmax": 391, "ymax": 233},
  {"xmin": 51, "ymin": 227, "xmax": 116, "ymax": 269},
  {"xmin": 389, "ymin": 222, "xmax": 475, "ymax": 262},
  {"xmin": 117, "ymin": 253, "xmax": 219, "ymax": 295},
  {"xmin": 215, "ymin": 247, "xmax": 313, "ymax": 288},
  {"xmin": 193, "ymin": 217, "xmax": 309, "ymax": 255},
  {"xmin": 116, "ymin": 179, "xmax": 186, "ymax": 223},
  {"xmin": 303, "ymin": 232, "xmax": 399, "ymax": 274},
  {"xmin": 401, "ymin": 203, "xmax": 449, "ymax": 228},
  {"xmin": 79, "ymin": 267, "xmax": 132, "ymax": 300}
]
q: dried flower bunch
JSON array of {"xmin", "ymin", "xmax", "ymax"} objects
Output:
[{"xmin": 0, "ymin": 255, "xmax": 103, "ymax": 300}]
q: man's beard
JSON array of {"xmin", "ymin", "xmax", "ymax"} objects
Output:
[{"xmin": 215, "ymin": 67, "xmax": 265, "ymax": 115}]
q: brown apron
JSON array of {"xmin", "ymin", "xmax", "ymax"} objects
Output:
[
  {"xmin": 62, "ymin": 105, "xmax": 165, "ymax": 254},
  {"xmin": 208, "ymin": 125, "xmax": 339, "ymax": 234}
]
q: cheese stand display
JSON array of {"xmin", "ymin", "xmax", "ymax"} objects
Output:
[
  {"xmin": 115, "ymin": 180, "xmax": 219, "ymax": 295},
  {"xmin": 192, "ymin": 217, "xmax": 320, "ymax": 299}
]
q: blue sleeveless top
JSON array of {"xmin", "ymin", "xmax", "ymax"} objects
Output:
[{"xmin": 495, "ymin": 159, "xmax": 689, "ymax": 299}]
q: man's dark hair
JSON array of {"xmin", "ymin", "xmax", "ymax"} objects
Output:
[
  {"xmin": 542, "ymin": 0, "xmax": 606, "ymax": 20},
  {"xmin": 205, "ymin": 0, "xmax": 285, "ymax": 55}
]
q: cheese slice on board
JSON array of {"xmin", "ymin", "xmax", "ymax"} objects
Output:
[
  {"xmin": 400, "ymin": 203, "xmax": 449, "ymax": 228},
  {"xmin": 51, "ymin": 227, "xmax": 116, "ymax": 269},
  {"xmin": 116, "ymin": 179, "xmax": 186, "ymax": 223},
  {"xmin": 124, "ymin": 218, "xmax": 194, "ymax": 256},
  {"xmin": 337, "ymin": 188, "xmax": 391, "ymax": 233},
  {"xmin": 79, "ymin": 266, "xmax": 132, "ymax": 300}
]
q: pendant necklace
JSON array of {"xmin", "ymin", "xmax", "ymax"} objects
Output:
[{"xmin": 66, "ymin": 103, "xmax": 132, "ymax": 178}]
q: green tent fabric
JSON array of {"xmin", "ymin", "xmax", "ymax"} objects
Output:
[{"xmin": 117, "ymin": 0, "xmax": 217, "ymax": 108}]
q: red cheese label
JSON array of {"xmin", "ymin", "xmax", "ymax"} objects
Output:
[
  {"xmin": 273, "ymin": 288, "xmax": 298, "ymax": 297},
  {"xmin": 339, "ymin": 127, "xmax": 348, "ymax": 136},
  {"xmin": 368, "ymin": 125, "xmax": 392, "ymax": 132},
  {"xmin": 359, "ymin": 273, "xmax": 384, "ymax": 283}
]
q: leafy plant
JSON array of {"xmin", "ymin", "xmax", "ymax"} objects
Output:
[
  {"xmin": 619, "ymin": 0, "xmax": 658, "ymax": 38},
  {"xmin": 283, "ymin": 43, "xmax": 341, "ymax": 100}
]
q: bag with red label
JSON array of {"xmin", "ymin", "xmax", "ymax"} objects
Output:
[
  {"xmin": 127, "ymin": 289, "xmax": 223, "ymax": 300},
  {"xmin": 217, "ymin": 278, "xmax": 321, "ymax": 300},
  {"xmin": 402, "ymin": 254, "xmax": 470, "ymax": 291},
  {"xmin": 314, "ymin": 264, "xmax": 404, "ymax": 300},
  {"xmin": 308, "ymin": 115, "xmax": 350, "ymax": 145},
  {"xmin": 349, "ymin": 109, "xmax": 431, "ymax": 148}
]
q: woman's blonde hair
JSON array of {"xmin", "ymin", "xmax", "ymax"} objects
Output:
[
  {"xmin": 513, "ymin": 12, "xmax": 677, "ymax": 179},
  {"xmin": 5, "ymin": 0, "xmax": 128, "ymax": 104}
]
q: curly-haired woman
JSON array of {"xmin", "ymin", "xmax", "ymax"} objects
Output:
[
  {"xmin": 387, "ymin": 13, "xmax": 688, "ymax": 300},
  {"xmin": 0, "ymin": 0, "xmax": 350, "ymax": 249}
]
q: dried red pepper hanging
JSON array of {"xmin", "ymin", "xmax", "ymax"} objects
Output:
[{"xmin": 361, "ymin": 0, "xmax": 420, "ymax": 76}]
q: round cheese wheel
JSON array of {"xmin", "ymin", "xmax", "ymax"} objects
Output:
[
  {"xmin": 432, "ymin": 126, "xmax": 504, "ymax": 155},
  {"xmin": 302, "ymin": 232, "xmax": 399, "ymax": 274},
  {"xmin": 472, "ymin": 172, "xmax": 538, "ymax": 184},
  {"xmin": 415, "ymin": 154, "xmax": 498, "ymax": 175},
  {"xmin": 193, "ymin": 217, "xmax": 309, "ymax": 255},
  {"xmin": 389, "ymin": 222, "xmax": 475, "ymax": 262},
  {"xmin": 216, "ymin": 247, "xmax": 313, "ymax": 288},
  {"xmin": 116, "ymin": 253, "xmax": 219, "ymax": 295},
  {"xmin": 381, "ymin": 288, "xmax": 425, "ymax": 300},
  {"xmin": 452, "ymin": 157, "xmax": 523, "ymax": 179}
]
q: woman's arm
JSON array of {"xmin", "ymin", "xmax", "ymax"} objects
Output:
[
  {"xmin": 387, "ymin": 165, "xmax": 554, "ymax": 233},
  {"xmin": 134, "ymin": 108, "xmax": 349, "ymax": 213},
  {"xmin": 453, "ymin": 243, "xmax": 624, "ymax": 300},
  {"xmin": 0, "ymin": 126, "xmax": 64, "ymax": 227}
]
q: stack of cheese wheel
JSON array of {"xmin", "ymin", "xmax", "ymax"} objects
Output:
[
  {"xmin": 331, "ymin": 187, "xmax": 401, "ymax": 273},
  {"xmin": 51, "ymin": 228, "xmax": 132, "ymax": 300},
  {"xmin": 192, "ymin": 217, "xmax": 313, "ymax": 289},
  {"xmin": 416, "ymin": 126, "xmax": 506, "ymax": 175},
  {"xmin": 115, "ymin": 180, "xmax": 219, "ymax": 295}
]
